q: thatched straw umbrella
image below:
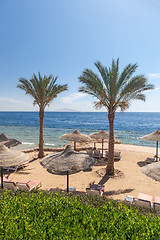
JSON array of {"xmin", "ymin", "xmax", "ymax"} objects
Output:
[
  {"xmin": 141, "ymin": 129, "xmax": 160, "ymax": 161},
  {"xmin": 141, "ymin": 161, "xmax": 160, "ymax": 181},
  {"xmin": 59, "ymin": 129, "xmax": 91, "ymax": 150},
  {"xmin": 0, "ymin": 144, "xmax": 29, "ymax": 189},
  {"xmin": 0, "ymin": 134, "xmax": 9, "ymax": 142},
  {"xmin": 40, "ymin": 145, "xmax": 97, "ymax": 192},
  {"xmin": 0, "ymin": 133, "xmax": 21, "ymax": 148},
  {"xmin": 90, "ymin": 130, "xmax": 117, "ymax": 155},
  {"xmin": 114, "ymin": 139, "xmax": 121, "ymax": 144}
]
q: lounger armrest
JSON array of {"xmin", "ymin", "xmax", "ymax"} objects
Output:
[
  {"xmin": 100, "ymin": 191, "xmax": 103, "ymax": 197},
  {"xmin": 153, "ymin": 196, "xmax": 160, "ymax": 204},
  {"xmin": 28, "ymin": 185, "xmax": 36, "ymax": 191},
  {"xmin": 27, "ymin": 180, "xmax": 42, "ymax": 191},
  {"xmin": 133, "ymin": 197, "xmax": 151, "ymax": 208}
]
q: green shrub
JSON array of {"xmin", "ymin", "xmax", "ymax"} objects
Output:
[{"xmin": 0, "ymin": 191, "xmax": 160, "ymax": 239}]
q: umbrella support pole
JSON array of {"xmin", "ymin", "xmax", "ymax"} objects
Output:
[
  {"xmin": 74, "ymin": 141, "xmax": 76, "ymax": 151},
  {"xmin": 67, "ymin": 171, "xmax": 69, "ymax": 193},
  {"xmin": 1, "ymin": 167, "xmax": 3, "ymax": 189},
  {"xmin": 94, "ymin": 142, "xmax": 96, "ymax": 150},
  {"xmin": 102, "ymin": 139, "xmax": 104, "ymax": 157},
  {"xmin": 156, "ymin": 141, "xmax": 159, "ymax": 162}
]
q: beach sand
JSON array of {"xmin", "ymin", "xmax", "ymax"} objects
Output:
[{"xmin": 5, "ymin": 143, "xmax": 160, "ymax": 201}]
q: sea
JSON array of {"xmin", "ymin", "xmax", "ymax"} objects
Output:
[{"xmin": 0, "ymin": 112, "xmax": 160, "ymax": 149}]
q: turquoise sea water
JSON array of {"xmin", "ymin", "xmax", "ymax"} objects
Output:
[{"xmin": 0, "ymin": 112, "xmax": 160, "ymax": 149}]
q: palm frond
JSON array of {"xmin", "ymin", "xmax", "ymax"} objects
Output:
[
  {"xmin": 94, "ymin": 61, "xmax": 110, "ymax": 93},
  {"xmin": 93, "ymin": 100, "xmax": 107, "ymax": 109},
  {"xmin": 79, "ymin": 58, "xmax": 154, "ymax": 113},
  {"xmin": 79, "ymin": 69, "xmax": 110, "ymax": 108},
  {"xmin": 118, "ymin": 100, "xmax": 130, "ymax": 112},
  {"xmin": 44, "ymin": 84, "xmax": 68, "ymax": 107},
  {"xmin": 17, "ymin": 78, "xmax": 40, "ymax": 106},
  {"xmin": 110, "ymin": 58, "xmax": 119, "ymax": 101},
  {"xmin": 17, "ymin": 73, "xmax": 68, "ymax": 110},
  {"xmin": 118, "ymin": 75, "xmax": 154, "ymax": 100},
  {"xmin": 117, "ymin": 63, "xmax": 138, "ymax": 89}
]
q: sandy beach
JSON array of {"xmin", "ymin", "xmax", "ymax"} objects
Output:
[{"xmin": 4, "ymin": 142, "xmax": 160, "ymax": 201}]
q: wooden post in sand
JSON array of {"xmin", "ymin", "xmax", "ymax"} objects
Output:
[
  {"xmin": 102, "ymin": 139, "xmax": 104, "ymax": 156},
  {"xmin": 1, "ymin": 167, "xmax": 3, "ymax": 189},
  {"xmin": 156, "ymin": 141, "xmax": 159, "ymax": 162},
  {"xmin": 67, "ymin": 171, "xmax": 69, "ymax": 193}
]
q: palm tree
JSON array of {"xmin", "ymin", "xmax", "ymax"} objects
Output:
[
  {"xmin": 79, "ymin": 58, "xmax": 154, "ymax": 175},
  {"xmin": 17, "ymin": 73, "xmax": 68, "ymax": 158}
]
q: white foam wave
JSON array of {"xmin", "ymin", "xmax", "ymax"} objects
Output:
[
  {"xmin": 45, "ymin": 143, "xmax": 55, "ymax": 146},
  {"xmin": 22, "ymin": 142, "xmax": 34, "ymax": 145}
]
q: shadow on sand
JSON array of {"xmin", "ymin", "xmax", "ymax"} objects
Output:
[
  {"xmin": 29, "ymin": 157, "xmax": 39, "ymax": 163},
  {"xmin": 98, "ymin": 174, "xmax": 110, "ymax": 185},
  {"xmin": 103, "ymin": 188, "xmax": 134, "ymax": 197},
  {"xmin": 137, "ymin": 157, "xmax": 155, "ymax": 167}
]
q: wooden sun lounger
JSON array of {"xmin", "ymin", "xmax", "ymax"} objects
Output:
[
  {"xmin": 0, "ymin": 177, "xmax": 11, "ymax": 182},
  {"xmin": 90, "ymin": 184, "xmax": 105, "ymax": 192},
  {"xmin": 133, "ymin": 198, "xmax": 152, "ymax": 208},
  {"xmin": 3, "ymin": 179, "xmax": 41, "ymax": 191},
  {"xmin": 133, "ymin": 193, "xmax": 152, "ymax": 208},
  {"xmin": 3, "ymin": 181, "xmax": 18, "ymax": 191},
  {"xmin": 105, "ymin": 151, "xmax": 121, "ymax": 161},
  {"xmin": 86, "ymin": 188, "xmax": 103, "ymax": 197},
  {"xmin": 4, "ymin": 161, "xmax": 29, "ymax": 172},
  {"xmin": 138, "ymin": 193, "xmax": 153, "ymax": 202},
  {"xmin": 86, "ymin": 149, "xmax": 93, "ymax": 156},
  {"xmin": 153, "ymin": 196, "xmax": 160, "ymax": 210},
  {"xmin": 126, "ymin": 193, "xmax": 160, "ymax": 210},
  {"xmin": 16, "ymin": 180, "xmax": 42, "ymax": 191},
  {"xmin": 93, "ymin": 150, "xmax": 103, "ymax": 159}
]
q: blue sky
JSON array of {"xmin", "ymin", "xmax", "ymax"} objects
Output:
[{"xmin": 0, "ymin": 0, "xmax": 160, "ymax": 112}]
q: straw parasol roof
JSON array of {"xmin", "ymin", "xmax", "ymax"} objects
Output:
[
  {"xmin": 89, "ymin": 130, "xmax": 117, "ymax": 155},
  {"xmin": 60, "ymin": 129, "xmax": 91, "ymax": 143},
  {"xmin": 0, "ymin": 133, "xmax": 21, "ymax": 148},
  {"xmin": 141, "ymin": 129, "xmax": 160, "ymax": 141},
  {"xmin": 141, "ymin": 161, "xmax": 160, "ymax": 181},
  {"xmin": 40, "ymin": 145, "xmax": 96, "ymax": 173},
  {"xmin": 0, "ymin": 134, "xmax": 9, "ymax": 142},
  {"xmin": 40, "ymin": 145, "xmax": 97, "ymax": 192},
  {"xmin": 59, "ymin": 130, "xmax": 91, "ymax": 150},
  {"xmin": 141, "ymin": 129, "xmax": 160, "ymax": 161},
  {"xmin": 0, "ymin": 144, "xmax": 29, "ymax": 167},
  {"xmin": 90, "ymin": 130, "xmax": 110, "ymax": 140},
  {"xmin": 0, "ymin": 144, "xmax": 29, "ymax": 189}
]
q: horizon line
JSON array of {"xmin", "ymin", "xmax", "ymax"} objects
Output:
[{"xmin": 0, "ymin": 111, "xmax": 160, "ymax": 113}]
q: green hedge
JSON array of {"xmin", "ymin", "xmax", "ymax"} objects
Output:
[{"xmin": 0, "ymin": 191, "xmax": 160, "ymax": 239}]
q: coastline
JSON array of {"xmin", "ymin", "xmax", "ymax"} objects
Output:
[
  {"xmin": 22, "ymin": 142, "xmax": 156, "ymax": 154},
  {"xmin": 1, "ymin": 111, "xmax": 160, "ymax": 149}
]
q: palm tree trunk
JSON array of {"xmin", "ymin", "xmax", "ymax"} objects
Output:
[
  {"xmin": 38, "ymin": 108, "xmax": 44, "ymax": 158},
  {"xmin": 106, "ymin": 112, "xmax": 115, "ymax": 175}
]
